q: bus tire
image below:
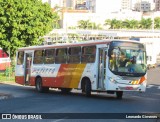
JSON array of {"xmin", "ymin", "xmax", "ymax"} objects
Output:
[
  {"xmin": 35, "ymin": 77, "xmax": 49, "ymax": 93},
  {"xmin": 85, "ymin": 79, "xmax": 91, "ymax": 97},
  {"xmin": 61, "ymin": 88, "xmax": 72, "ymax": 94},
  {"xmin": 116, "ymin": 91, "xmax": 123, "ymax": 99}
]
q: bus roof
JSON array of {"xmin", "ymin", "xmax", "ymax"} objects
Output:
[{"xmin": 18, "ymin": 39, "xmax": 142, "ymax": 51}]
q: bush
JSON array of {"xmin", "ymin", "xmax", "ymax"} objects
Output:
[{"xmin": 5, "ymin": 62, "xmax": 15, "ymax": 77}]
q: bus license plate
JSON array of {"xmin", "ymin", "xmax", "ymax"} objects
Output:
[{"xmin": 125, "ymin": 87, "xmax": 133, "ymax": 90}]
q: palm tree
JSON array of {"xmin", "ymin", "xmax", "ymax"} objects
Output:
[
  {"xmin": 122, "ymin": 19, "xmax": 130, "ymax": 29},
  {"xmin": 77, "ymin": 20, "xmax": 92, "ymax": 29},
  {"xmin": 122, "ymin": 19, "xmax": 139, "ymax": 29},
  {"xmin": 154, "ymin": 17, "xmax": 160, "ymax": 29},
  {"xmin": 104, "ymin": 19, "xmax": 112, "ymax": 29},
  {"xmin": 105, "ymin": 19, "xmax": 122, "ymax": 29},
  {"xmin": 139, "ymin": 18, "xmax": 152, "ymax": 29},
  {"xmin": 129, "ymin": 19, "xmax": 139, "ymax": 29},
  {"xmin": 111, "ymin": 19, "xmax": 122, "ymax": 29}
]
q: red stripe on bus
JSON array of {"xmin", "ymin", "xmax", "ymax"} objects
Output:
[
  {"xmin": 29, "ymin": 77, "xmax": 58, "ymax": 87},
  {"xmin": 29, "ymin": 77, "xmax": 36, "ymax": 86},
  {"xmin": 54, "ymin": 64, "xmax": 69, "ymax": 87},
  {"xmin": 15, "ymin": 76, "xmax": 24, "ymax": 85},
  {"xmin": 42, "ymin": 77, "xmax": 56, "ymax": 87}
]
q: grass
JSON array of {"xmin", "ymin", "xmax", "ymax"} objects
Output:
[{"xmin": 0, "ymin": 72, "xmax": 15, "ymax": 83}]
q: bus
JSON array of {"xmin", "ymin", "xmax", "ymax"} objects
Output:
[
  {"xmin": 15, "ymin": 40, "xmax": 147, "ymax": 99},
  {"xmin": 0, "ymin": 48, "xmax": 11, "ymax": 71}
]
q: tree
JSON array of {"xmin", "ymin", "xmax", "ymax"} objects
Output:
[
  {"xmin": 129, "ymin": 19, "xmax": 139, "ymax": 29},
  {"xmin": 105, "ymin": 19, "xmax": 122, "ymax": 29},
  {"xmin": 111, "ymin": 19, "xmax": 122, "ymax": 29},
  {"xmin": 139, "ymin": 18, "xmax": 152, "ymax": 29},
  {"xmin": 104, "ymin": 19, "xmax": 111, "ymax": 26},
  {"xmin": 0, "ymin": 0, "xmax": 59, "ymax": 57},
  {"xmin": 104, "ymin": 18, "xmax": 154, "ymax": 29},
  {"xmin": 122, "ymin": 19, "xmax": 130, "ymax": 29},
  {"xmin": 78, "ymin": 20, "xmax": 92, "ymax": 29},
  {"xmin": 154, "ymin": 17, "xmax": 160, "ymax": 29},
  {"xmin": 122, "ymin": 19, "xmax": 139, "ymax": 29}
]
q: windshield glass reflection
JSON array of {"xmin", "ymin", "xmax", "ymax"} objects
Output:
[{"xmin": 109, "ymin": 47, "xmax": 147, "ymax": 75}]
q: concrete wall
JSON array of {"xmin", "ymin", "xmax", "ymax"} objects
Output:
[
  {"xmin": 62, "ymin": 11, "xmax": 142, "ymax": 29},
  {"xmin": 140, "ymin": 38, "xmax": 160, "ymax": 65}
]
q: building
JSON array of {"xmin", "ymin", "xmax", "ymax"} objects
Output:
[
  {"xmin": 121, "ymin": 0, "xmax": 132, "ymax": 10},
  {"xmin": 154, "ymin": 0, "xmax": 160, "ymax": 11},
  {"xmin": 42, "ymin": 0, "xmax": 87, "ymax": 9},
  {"xmin": 73, "ymin": 0, "xmax": 87, "ymax": 10},
  {"xmin": 134, "ymin": 1, "xmax": 151, "ymax": 12},
  {"xmin": 133, "ymin": 0, "xmax": 155, "ymax": 11},
  {"xmin": 138, "ymin": 38, "xmax": 160, "ymax": 67},
  {"xmin": 62, "ymin": 11, "xmax": 142, "ymax": 29},
  {"xmin": 85, "ymin": 0, "xmax": 133, "ymax": 13},
  {"xmin": 86, "ymin": 0, "xmax": 121, "ymax": 13},
  {"xmin": 42, "ymin": 0, "xmax": 64, "ymax": 8}
]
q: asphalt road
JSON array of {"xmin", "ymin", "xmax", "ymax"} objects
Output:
[{"xmin": 0, "ymin": 67, "xmax": 159, "ymax": 122}]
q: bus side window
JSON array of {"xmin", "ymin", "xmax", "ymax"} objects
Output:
[
  {"xmin": 68, "ymin": 47, "xmax": 81, "ymax": 63},
  {"xmin": 44, "ymin": 49, "xmax": 55, "ymax": 64},
  {"xmin": 81, "ymin": 46, "xmax": 96, "ymax": 63},
  {"xmin": 55, "ymin": 48, "xmax": 67, "ymax": 64},
  {"xmin": 17, "ymin": 51, "xmax": 24, "ymax": 65},
  {"xmin": 33, "ymin": 50, "xmax": 44, "ymax": 64}
]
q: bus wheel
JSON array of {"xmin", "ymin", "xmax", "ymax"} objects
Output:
[
  {"xmin": 116, "ymin": 91, "xmax": 123, "ymax": 99},
  {"xmin": 61, "ymin": 88, "xmax": 72, "ymax": 94},
  {"xmin": 35, "ymin": 77, "xmax": 49, "ymax": 93},
  {"xmin": 84, "ymin": 79, "xmax": 91, "ymax": 97}
]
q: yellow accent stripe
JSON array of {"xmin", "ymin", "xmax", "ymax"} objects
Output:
[
  {"xmin": 131, "ymin": 80, "xmax": 140, "ymax": 85},
  {"xmin": 69, "ymin": 64, "xmax": 86, "ymax": 88},
  {"xmin": 62, "ymin": 64, "xmax": 77, "ymax": 88}
]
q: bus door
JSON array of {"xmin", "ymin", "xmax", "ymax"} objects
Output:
[
  {"xmin": 98, "ymin": 48, "xmax": 107, "ymax": 89},
  {"xmin": 24, "ymin": 52, "xmax": 33, "ymax": 85}
]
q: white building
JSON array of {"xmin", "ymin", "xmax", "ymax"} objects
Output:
[
  {"xmin": 86, "ymin": 0, "xmax": 121, "ymax": 13},
  {"xmin": 139, "ymin": 38, "xmax": 160, "ymax": 66},
  {"xmin": 42, "ymin": 0, "xmax": 63, "ymax": 8},
  {"xmin": 42, "ymin": 0, "xmax": 86, "ymax": 9},
  {"xmin": 121, "ymin": 0, "xmax": 132, "ymax": 10},
  {"xmin": 62, "ymin": 11, "xmax": 142, "ymax": 29}
]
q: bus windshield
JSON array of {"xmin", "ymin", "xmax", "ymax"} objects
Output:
[{"xmin": 109, "ymin": 42, "xmax": 147, "ymax": 77}]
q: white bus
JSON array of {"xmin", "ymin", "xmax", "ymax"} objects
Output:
[
  {"xmin": 15, "ymin": 40, "xmax": 147, "ymax": 99},
  {"xmin": 0, "ymin": 48, "xmax": 11, "ymax": 71}
]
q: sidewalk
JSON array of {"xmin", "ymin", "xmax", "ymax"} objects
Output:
[{"xmin": 0, "ymin": 81, "xmax": 20, "ymax": 86}]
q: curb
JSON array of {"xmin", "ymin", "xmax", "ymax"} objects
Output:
[{"xmin": 0, "ymin": 81, "xmax": 20, "ymax": 86}]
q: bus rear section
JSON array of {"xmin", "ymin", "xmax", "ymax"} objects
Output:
[
  {"xmin": 15, "ymin": 40, "xmax": 147, "ymax": 99},
  {"xmin": 0, "ymin": 48, "xmax": 11, "ymax": 71}
]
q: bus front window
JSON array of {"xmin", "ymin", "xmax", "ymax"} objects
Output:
[{"xmin": 109, "ymin": 47, "xmax": 147, "ymax": 77}]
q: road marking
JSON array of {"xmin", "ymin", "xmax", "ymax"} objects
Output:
[
  {"xmin": 146, "ymin": 85, "xmax": 154, "ymax": 88},
  {"xmin": 52, "ymin": 119, "xmax": 66, "ymax": 122},
  {"xmin": 158, "ymin": 86, "xmax": 160, "ymax": 89}
]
